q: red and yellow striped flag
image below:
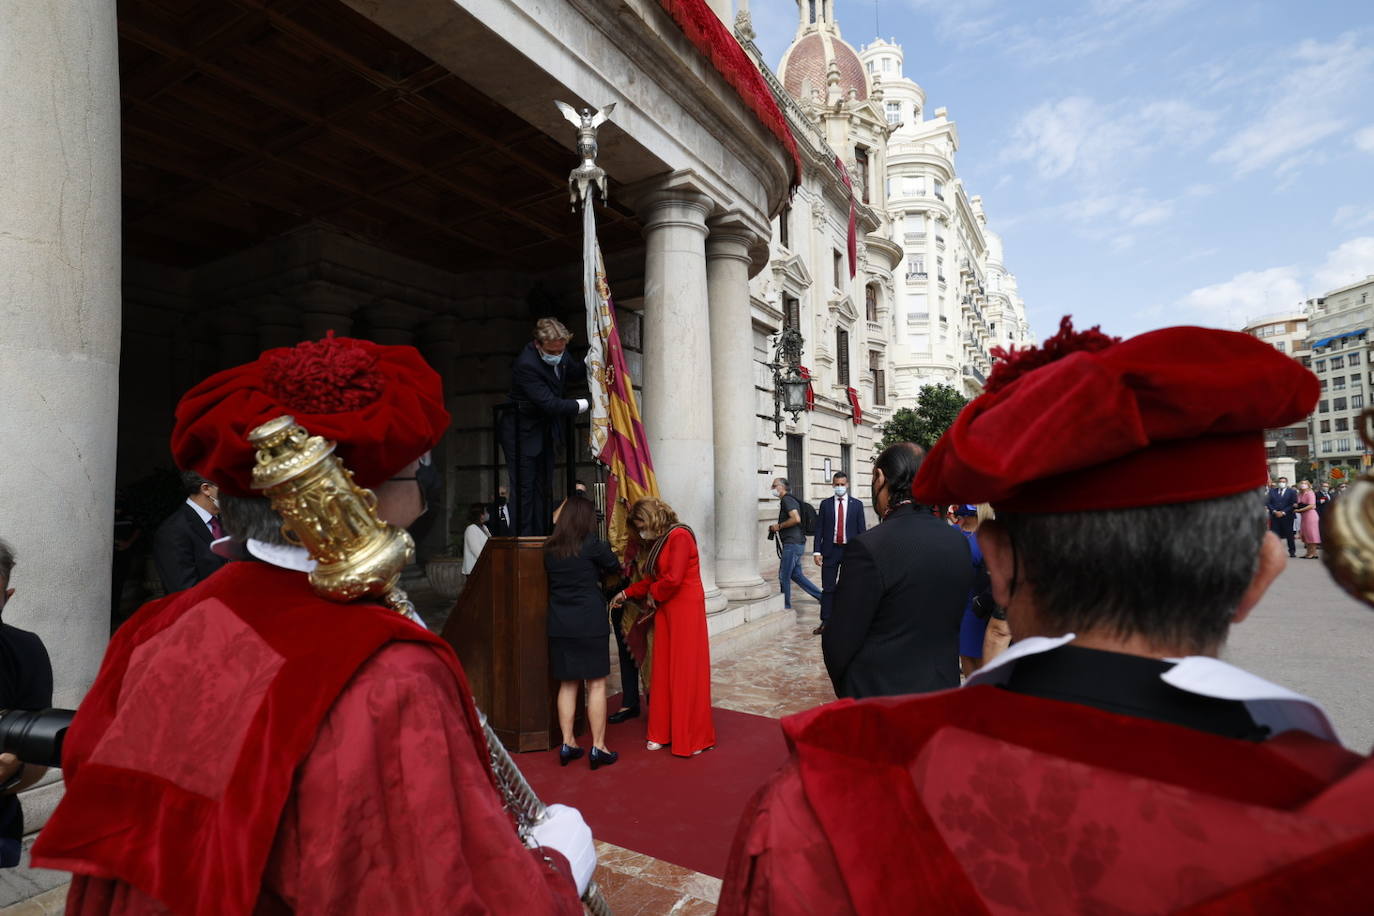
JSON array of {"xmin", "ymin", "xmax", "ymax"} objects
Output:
[{"xmin": 582, "ymin": 205, "xmax": 659, "ymax": 560}]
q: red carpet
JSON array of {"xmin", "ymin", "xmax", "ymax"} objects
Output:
[{"xmin": 519, "ymin": 697, "xmax": 789, "ymax": 879}]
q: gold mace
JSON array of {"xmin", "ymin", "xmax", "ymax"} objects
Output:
[{"xmin": 247, "ymin": 414, "xmax": 416, "ymax": 615}]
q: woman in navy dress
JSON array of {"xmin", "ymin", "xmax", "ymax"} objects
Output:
[{"xmin": 545, "ymin": 495, "xmax": 621, "ymax": 769}]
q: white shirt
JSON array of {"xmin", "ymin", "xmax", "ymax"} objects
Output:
[
  {"xmin": 185, "ymin": 497, "xmax": 216, "ymax": 533},
  {"xmin": 463, "ymin": 524, "xmax": 490, "ymax": 575},
  {"xmin": 966, "ymin": 634, "xmax": 1339, "ymax": 743}
]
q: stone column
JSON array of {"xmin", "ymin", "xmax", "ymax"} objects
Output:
[
  {"xmin": 0, "ymin": 0, "xmax": 121, "ymax": 706},
  {"xmin": 362, "ymin": 299, "xmax": 429, "ymax": 346},
  {"xmin": 249, "ymin": 296, "xmax": 301, "ymax": 351},
  {"xmin": 707, "ymin": 223, "xmax": 769, "ymax": 601},
  {"xmin": 638, "ymin": 184, "xmax": 726, "ymax": 612},
  {"xmin": 296, "ymin": 280, "xmax": 358, "ymax": 340}
]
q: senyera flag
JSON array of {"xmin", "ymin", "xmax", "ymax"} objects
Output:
[{"xmin": 582, "ymin": 203, "xmax": 659, "ymax": 560}]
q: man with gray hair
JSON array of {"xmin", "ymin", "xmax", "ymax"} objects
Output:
[
  {"xmin": 0, "ymin": 539, "xmax": 54, "ymax": 867},
  {"xmin": 720, "ymin": 322, "xmax": 1373, "ymax": 913},
  {"xmin": 499, "ymin": 317, "xmax": 589, "ymax": 536}
]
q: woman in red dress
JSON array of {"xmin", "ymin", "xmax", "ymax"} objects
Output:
[{"xmin": 611, "ymin": 499, "xmax": 716, "ymax": 757}]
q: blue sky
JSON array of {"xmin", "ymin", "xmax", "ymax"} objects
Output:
[{"xmin": 750, "ymin": 0, "xmax": 1374, "ymax": 339}]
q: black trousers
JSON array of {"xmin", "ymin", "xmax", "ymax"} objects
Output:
[
  {"xmin": 1269, "ymin": 514, "xmax": 1296, "ymax": 555},
  {"xmin": 612, "ymin": 603, "xmax": 640, "ymax": 709},
  {"xmin": 507, "ymin": 448, "xmax": 554, "ymax": 537},
  {"xmin": 820, "ymin": 560, "xmax": 841, "ymax": 622}
]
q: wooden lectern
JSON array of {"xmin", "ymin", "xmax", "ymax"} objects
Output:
[{"xmin": 441, "ymin": 537, "xmax": 560, "ymax": 752}]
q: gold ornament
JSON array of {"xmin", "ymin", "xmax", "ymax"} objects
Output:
[
  {"xmin": 1321, "ymin": 407, "xmax": 1374, "ymax": 608},
  {"xmin": 247, "ymin": 415, "xmax": 415, "ymax": 615}
]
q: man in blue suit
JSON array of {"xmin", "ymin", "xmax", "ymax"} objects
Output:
[
  {"xmin": 1265, "ymin": 475, "xmax": 1299, "ymax": 557},
  {"xmin": 499, "ymin": 318, "xmax": 588, "ymax": 536},
  {"xmin": 811, "ymin": 471, "xmax": 867, "ymax": 635}
]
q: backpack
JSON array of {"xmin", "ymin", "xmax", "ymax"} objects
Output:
[{"xmin": 797, "ymin": 498, "xmax": 819, "ymax": 536}]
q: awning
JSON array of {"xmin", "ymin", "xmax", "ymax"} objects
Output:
[{"xmin": 1312, "ymin": 328, "xmax": 1368, "ymax": 349}]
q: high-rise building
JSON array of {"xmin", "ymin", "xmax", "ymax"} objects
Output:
[
  {"xmin": 1305, "ymin": 275, "xmax": 1374, "ymax": 473},
  {"xmin": 1243, "ymin": 311, "xmax": 1311, "ymax": 465}
]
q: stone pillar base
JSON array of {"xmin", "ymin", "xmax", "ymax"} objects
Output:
[
  {"xmin": 717, "ymin": 577, "xmax": 771, "ymax": 602},
  {"xmin": 705, "ymin": 587, "xmax": 729, "ymax": 614}
]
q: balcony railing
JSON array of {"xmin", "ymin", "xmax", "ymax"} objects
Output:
[
  {"xmin": 906, "ymin": 271, "xmax": 928, "ymax": 280},
  {"xmin": 962, "ymin": 364, "xmax": 987, "ymax": 385}
]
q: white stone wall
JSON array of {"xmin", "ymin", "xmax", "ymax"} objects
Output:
[{"xmin": 0, "ymin": 0, "xmax": 123, "ymax": 709}]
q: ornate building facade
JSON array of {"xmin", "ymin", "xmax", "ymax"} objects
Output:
[{"xmin": 733, "ymin": 0, "xmax": 1033, "ymax": 538}]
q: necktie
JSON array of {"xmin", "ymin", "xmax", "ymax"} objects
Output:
[
  {"xmin": 836, "ymin": 499, "xmax": 846, "ymax": 545},
  {"xmin": 209, "ymin": 516, "xmax": 224, "ymax": 540}
]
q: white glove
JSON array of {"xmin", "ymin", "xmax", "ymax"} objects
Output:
[
  {"xmin": 531, "ymin": 803, "xmax": 596, "ymax": 896},
  {"xmin": 576, "ymin": 398, "xmax": 590, "ymax": 415}
]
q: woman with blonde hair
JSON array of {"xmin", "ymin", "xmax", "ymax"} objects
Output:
[{"xmin": 610, "ymin": 498, "xmax": 715, "ymax": 756}]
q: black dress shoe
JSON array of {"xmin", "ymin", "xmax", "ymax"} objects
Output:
[
  {"xmin": 608, "ymin": 707, "xmax": 640, "ymax": 724},
  {"xmin": 589, "ymin": 747, "xmax": 619, "ymax": 770},
  {"xmin": 812, "ymin": 624, "xmax": 826, "ymax": 635},
  {"xmin": 559, "ymin": 744, "xmax": 584, "ymax": 767}
]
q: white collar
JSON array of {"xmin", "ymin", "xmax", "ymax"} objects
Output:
[
  {"xmin": 185, "ymin": 497, "xmax": 215, "ymax": 526},
  {"xmin": 966, "ymin": 634, "xmax": 1339, "ymax": 743},
  {"xmin": 245, "ymin": 540, "xmax": 427, "ymax": 630},
  {"xmin": 246, "ymin": 539, "xmax": 317, "ymax": 573}
]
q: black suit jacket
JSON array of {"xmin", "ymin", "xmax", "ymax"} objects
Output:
[
  {"xmin": 152, "ymin": 503, "xmax": 228, "ymax": 593},
  {"xmin": 1266, "ymin": 487, "xmax": 1298, "ymax": 517},
  {"xmin": 487, "ymin": 500, "xmax": 513, "ymax": 537},
  {"xmin": 544, "ymin": 535, "xmax": 620, "ymax": 638},
  {"xmin": 822, "ymin": 504, "xmax": 973, "ymax": 699},
  {"xmin": 503, "ymin": 342, "xmax": 587, "ymax": 456}
]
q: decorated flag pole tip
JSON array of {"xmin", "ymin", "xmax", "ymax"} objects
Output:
[{"xmin": 555, "ymin": 100, "xmax": 616, "ymax": 209}]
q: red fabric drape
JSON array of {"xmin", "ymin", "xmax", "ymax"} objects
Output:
[
  {"xmin": 846, "ymin": 387, "xmax": 862, "ymax": 423},
  {"xmin": 834, "ymin": 156, "xmax": 857, "ymax": 277},
  {"xmin": 799, "ymin": 366, "xmax": 815, "ymax": 410},
  {"xmin": 657, "ymin": 0, "xmax": 802, "ymax": 188},
  {"xmin": 719, "ymin": 686, "xmax": 1374, "ymax": 915}
]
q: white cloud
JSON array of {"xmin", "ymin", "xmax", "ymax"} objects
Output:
[
  {"xmin": 1333, "ymin": 205, "xmax": 1374, "ymax": 230},
  {"xmin": 1211, "ymin": 34, "xmax": 1374, "ymax": 176},
  {"xmin": 1005, "ymin": 96, "xmax": 1216, "ymax": 183},
  {"xmin": 1355, "ymin": 126, "xmax": 1374, "ymax": 154},
  {"xmin": 1312, "ymin": 237, "xmax": 1374, "ymax": 293},
  {"xmin": 1171, "ymin": 236, "xmax": 1374, "ymax": 328},
  {"xmin": 1178, "ymin": 267, "xmax": 1304, "ymax": 326}
]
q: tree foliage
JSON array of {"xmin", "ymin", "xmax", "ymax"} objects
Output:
[{"xmin": 879, "ymin": 384, "xmax": 969, "ymax": 450}]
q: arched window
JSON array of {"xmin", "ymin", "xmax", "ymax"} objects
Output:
[{"xmin": 865, "ymin": 284, "xmax": 879, "ymax": 322}]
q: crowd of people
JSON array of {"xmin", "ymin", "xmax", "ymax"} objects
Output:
[{"xmin": 5, "ymin": 317, "xmax": 1370, "ymax": 912}]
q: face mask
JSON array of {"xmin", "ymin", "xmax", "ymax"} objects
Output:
[
  {"xmin": 834, "ymin": 486, "xmax": 847, "ymax": 497},
  {"xmin": 772, "ymin": 488, "xmax": 781, "ymax": 498},
  {"xmin": 540, "ymin": 349, "xmax": 562, "ymax": 366}
]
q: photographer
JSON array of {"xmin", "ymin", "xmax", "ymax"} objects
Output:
[{"xmin": 0, "ymin": 539, "xmax": 54, "ymax": 867}]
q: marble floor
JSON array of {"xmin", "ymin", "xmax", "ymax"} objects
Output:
[{"xmin": 592, "ymin": 590, "xmax": 832, "ymax": 915}]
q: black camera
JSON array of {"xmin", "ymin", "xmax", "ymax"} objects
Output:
[{"xmin": 0, "ymin": 708, "xmax": 75, "ymax": 768}]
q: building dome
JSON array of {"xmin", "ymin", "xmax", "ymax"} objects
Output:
[{"xmin": 780, "ymin": 30, "xmax": 868, "ymax": 102}]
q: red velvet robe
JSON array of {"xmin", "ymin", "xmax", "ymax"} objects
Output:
[
  {"xmin": 718, "ymin": 686, "xmax": 1374, "ymax": 914},
  {"xmin": 624, "ymin": 528, "xmax": 715, "ymax": 757},
  {"xmin": 32, "ymin": 562, "xmax": 581, "ymax": 916}
]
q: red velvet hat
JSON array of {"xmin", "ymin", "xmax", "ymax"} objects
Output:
[
  {"xmin": 912, "ymin": 318, "xmax": 1320, "ymax": 512},
  {"xmin": 171, "ymin": 334, "xmax": 450, "ymax": 497}
]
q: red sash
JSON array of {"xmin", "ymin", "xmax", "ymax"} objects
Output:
[
  {"xmin": 782, "ymin": 687, "xmax": 1374, "ymax": 913},
  {"xmin": 33, "ymin": 562, "xmax": 494, "ymax": 916}
]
